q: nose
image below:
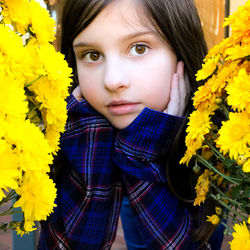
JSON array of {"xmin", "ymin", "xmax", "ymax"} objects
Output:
[{"xmin": 103, "ymin": 56, "xmax": 130, "ymax": 92}]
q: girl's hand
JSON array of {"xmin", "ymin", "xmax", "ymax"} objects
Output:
[
  {"xmin": 164, "ymin": 61, "xmax": 190, "ymax": 117},
  {"xmin": 72, "ymin": 86, "xmax": 84, "ymax": 102}
]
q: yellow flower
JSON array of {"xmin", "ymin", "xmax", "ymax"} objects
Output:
[
  {"xmin": 224, "ymin": 1, "xmax": 250, "ymax": 42},
  {"xmin": 4, "ymin": 120, "xmax": 53, "ymax": 173},
  {"xmin": 226, "ymin": 68, "xmax": 250, "ymax": 113},
  {"xmin": 180, "ymin": 110, "xmax": 213, "ymax": 165},
  {"xmin": 0, "ymin": 75, "xmax": 28, "ymax": 121},
  {"xmin": 225, "ymin": 44, "xmax": 250, "ymax": 61},
  {"xmin": 186, "ymin": 109, "xmax": 212, "ymax": 141},
  {"xmin": 216, "ymin": 111, "xmax": 250, "ymax": 161},
  {"xmin": 27, "ymin": 45, "xmax": 72, "ymax": 151},
  {"xmin": 194, "ymin": 169, "xmax": 212, "ymax": 206},
  {"xmin": 206, "ymin": 214, "xmax": 220, "ymax": 225},
  {"xmin": 193, "ymin": 76, "xmax": 219, "ymax": 112},
  {"xmin": 0, "ymin": 0, "xmax": 72, "ymax": 235},
  {"xmin": 201, "ymin": 145, "xmax": 213, "ymax": 161},
  {"xmin": 27, "ymin": 0, "xmax": 55, "ymax": 45},
  {"xmin": 34, "ymin": 45, "xmax": 72, "ymax": 88},
  {"xmin": 0, "ymin": 24, "xmax": 33, "ymax": 81},
  {"xmin": 196, "ymin": 54, "xmax": 220, "ymax": 81},
  {"xmin": 15, "ymin": 226, "xmax": 26, "ymax": 237},
  {"xmin": 214, "ymin": 162, "xmax": 227, "ymax": 186},
  {"xmin": 204, "ymin": 37, "xmax": 233, "ymax": 61},
  {"xmin": 1, "ymin": 0, "xmax": 29, "ymax": 34},
  {"xmin": 215, "ymin": 207, "xmax": 222, "ymax": 215},
  {"xmin": 230, "ymin": 221, "xmax": 250, "ymax": 250},
  {"xmin": 15, "ymin": 221, "xmax": 36, "ymax": 236},
  {"xmin": 180, "ymin": 142, "xmax": 200, "ymax": 165},
  {"xmin": 14, "ymin": 172, "xmax": 57, "ymax": 223},
  {"xmin": 212, "ymin": 60, "xmax": 240, "ymax": 93},
  {"xmin": 243, "ymin": 159, "xmax": 250, "ymax": 173},
  {"xmin": 0, "ymin": 145, "xmax": 20, "ymax": 200}
]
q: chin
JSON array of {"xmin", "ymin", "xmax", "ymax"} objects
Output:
[{"xmin": 110, "ymin": 117, "xmax": 135, "ymax": 130}]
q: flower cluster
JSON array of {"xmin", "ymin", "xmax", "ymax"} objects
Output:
[
  {"xmin": 0, "ymin": 0, "xmax": 72, "ymax": 235},
  {"xmin": 180, "ymin": 1, "xmax": 250, "ymax": 249}
]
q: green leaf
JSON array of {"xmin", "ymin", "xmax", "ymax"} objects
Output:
[
  {"xmin": 231, "ymin": 184, "xmax": 242, "ymax": 199},
  {"xmin": 242, "ymin": 187, "xmax": 250, "ymax": 198}
]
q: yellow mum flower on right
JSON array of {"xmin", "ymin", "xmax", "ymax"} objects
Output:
[
  {"xmin": 226, "ymin": 68, "xmax": 250, "ymax": 113},
  {"xmin": 196, "ymin": 54, "xmax": 220, "ymax": 81},
  {"xmin": 230, "ymin": 221, "xmax": 250, "ymax": 250},
  {"xmin": 216, "ymin": 111, "xmax": 250, "ymax": 163},
  {"xmin": 194, "ymin": 169, "xmax": 212, "ymax": 206},
  {"xmin": 207, "ymin": 214, "xmax": 220, "ymax": 225}
]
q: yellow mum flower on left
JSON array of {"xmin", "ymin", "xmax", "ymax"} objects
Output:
[
  {"xmin": 27, "ymin": 0, "xmax": 55, "ymax": 45},
  {"xmin": 0, "ymin": 0, "xmax": 29, "ymax": 34},
  {"xmin": 14, "ymin": 172, "xmax": 57, "ymax": 224}
]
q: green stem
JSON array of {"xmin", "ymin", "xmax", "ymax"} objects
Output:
[
  {"xmin": 220, "ymin": 221, "xmax": 233, "ymax": 235},
  {"xmin": 205, "ymin": 139, "xmax": 235, "ymax": 169},
  {"xmin": 210, "ymin": 183, "xmax": 250, "ymax": 208},
  {"xmin": 24, "ymin": 75, "xmax": 43, "ymax": 88},
  {"xmin": 219, "ymin": 103, "xmax": 230, "ymax": 120},
  {"xmin": 210, "ymin": 194, "xmax": 248, "ymax": 221},
  {"xmin": 0, "ymin": 210, "xmax": 22, "ymax": 217},
  {"xmin": 0, "ymin": 190, "xmax": 16, "ymax": 206},
  {"xmin": 196, "ymin": 154, "xmax": 239, "ymax": 185}
]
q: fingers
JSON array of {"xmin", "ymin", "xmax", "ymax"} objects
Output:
[
  {"xmin": 72, "ymin": 86, "xmax": 84, "ymax": 102},
  {"xmin": 164, "ymin": 73, "xmax": 180, "ymax": 116},
  {"xmin": 164, "ymin": 61, "xmax": 190, "ymax": 117},
  {"xmin": 177, "ymin": 61, "xmax": 187, "ymax": 116}
]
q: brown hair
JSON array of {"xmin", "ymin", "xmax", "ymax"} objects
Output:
[{"xmin": 56, "ymin": 0, "xmax": 216, "ymax": 246}]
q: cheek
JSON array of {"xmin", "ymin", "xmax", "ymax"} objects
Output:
[
  {"xmin": 140, "ymin": 65, "xmax": 175, "ymax": 111},
  {"xmin": 144, "ymin": 81, "xmax": 171, "ymax": 111},
  {"xmin": 77, "ymin": 66, "xmax": 100, "ymax": 99}
]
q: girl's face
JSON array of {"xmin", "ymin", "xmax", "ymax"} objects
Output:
[{"xmin": 73, "ymin": 0, "xmax": 177, "ymax": 129}]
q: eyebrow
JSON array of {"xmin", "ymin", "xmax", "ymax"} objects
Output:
[{"xmin": 73, "ymin": 30, "xmax": 158, "ymax": 48}]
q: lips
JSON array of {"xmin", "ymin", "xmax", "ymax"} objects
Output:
[{"xmin": 107, "ymin": 100, "xmax": 139, "ymax": 115}]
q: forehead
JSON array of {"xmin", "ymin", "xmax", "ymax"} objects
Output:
[{"xmin": 73, "ymin": 0, "xmax": 157, "ymax": 44}]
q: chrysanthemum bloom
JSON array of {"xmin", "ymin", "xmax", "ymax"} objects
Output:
[
  {"xmin": 215, "ymin": 207, "xmax": 222, "ymax": 215},
  {"xmin": 180, "ymin": 110, "xmax": 213, "ymax": 165},
  {"xmin": 0, "ymin": 0, "xmax": 29, "ymax": 34},
  {"xmin": 206, "ymin": 214, "xmax": 220, "ymax": 225},
  {"xmin": 229, "ymin": 221, "xmax": 250, "ymax": 250},
  {"xmin": 196, "ymin": 54, "xmax": 220, "ymax": 81},
  {"xmin": 27, "ymin": 0, "xmax": 55, "ymax": 45},
  {"xmin": 194, "ymin": 169, "xmax": 212, "ymax": 206},
  {"xmin": 0, "ymin": 24, "xmax": 33, "ymax": 81},
  {"xmin": 193, "ymin": 76, "xmax": 219, "ymax": 113},
  {"xmin": 216, "ymin": 111, "xmax": 250, "ymax": 165},
  {"xmin": 14, "ymin": 172, "xmax": 57, "ymax": 225},
  {"xmin": 226, "ymin": 68, "xmax": 250, "ymax": 113},
  {"xmin": 0, "ymin": 0, "xmax": 72, "ymax": 235}
]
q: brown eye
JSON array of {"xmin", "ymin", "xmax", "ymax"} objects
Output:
[
  {"xmin": 89, "ymin": 52, "xmax": 100, "ymax": 61},
  {"xmin": 130, "ymin": 44, "xmax": 149, "ymax": 56},
  {"xmin": 135, "ymin": 45, "xmax": 146, "ymax": 54}
]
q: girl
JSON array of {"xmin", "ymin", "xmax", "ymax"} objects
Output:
[{"xmin": 39, "ymin": 0, "xmax": 221, "ymax": 249}]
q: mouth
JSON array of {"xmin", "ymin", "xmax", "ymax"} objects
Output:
[{"xmin": 107, "ymin": 100, "xmax": 139, "ymax": 115}]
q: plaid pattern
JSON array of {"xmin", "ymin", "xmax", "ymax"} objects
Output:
[{"xmin": 39, "ymin": 95, "xmax": 198, "ymax": 249}]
